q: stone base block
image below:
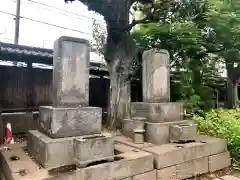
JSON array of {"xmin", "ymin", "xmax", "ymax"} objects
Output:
[
  {"xmin": 131, "ymin": 102, "xmax": 184, "ymax": 123},
  {"xmin": 39, "ymin": 106, "xmax": 102, "ymax": 138},
  {"xmin": 27, "ymin": 130, "xmax": 77, "ymax": 168},
  {"xmin": 73, "ymin": 133, "xmax": 114, "ymax": 167},
  {"xmin": 145, "ymin": 120, "xmax": 195, "ymax": 145},
  {"xmin": 209, "ymin": 151, "xmax": 231, "ymax": 172},
  {"xmin": 169, "ymin": 122, "xmax": 197, "ymax": 141}
]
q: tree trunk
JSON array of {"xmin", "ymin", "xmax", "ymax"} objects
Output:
[
  {"xmin": 226, "ymin": 79, "xmax": 238, "ymax": 108},
  {"xmin": 107, "ymin": 72, "xmax": 131, "ymax": 130}
]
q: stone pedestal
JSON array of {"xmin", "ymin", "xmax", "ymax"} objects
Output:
[
  {"xmin": 39, "ymin": 106, "xmax": 102, "ymax": 138},
  {"xmin": 131, "ymin": 102, "xmax": 184, "ymax": 123},
  {"xmin": 73, "ymin": 133, "xmax": 114, "ymax": 167}
]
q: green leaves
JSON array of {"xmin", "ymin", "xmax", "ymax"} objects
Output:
[{"xmin": 195, "ymin": 108, "xmax": 240, "ymax": 165}]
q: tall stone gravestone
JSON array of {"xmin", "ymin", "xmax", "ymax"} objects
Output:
[
  {"xmin": 39, "ymin": 36, "xmax": 102, "ymax": 138},
  {"xmin": 142, "ymin": 49, "xmax": 170, "ymax": 102},
  {"xmin": 27, "ymin": 36, "xmax": 114, "ymax": 169}
]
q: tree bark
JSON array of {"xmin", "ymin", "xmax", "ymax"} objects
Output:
[
  {"xmin": 107, "ymin": 72, "xmax": 131, "ymax": 130},
  {"xmin": 226, "ymin": 79, "xmax": 238, "ymax": 108}
]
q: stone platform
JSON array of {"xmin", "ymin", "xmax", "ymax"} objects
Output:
[
  {"xmin": 0, "ymin": 134, "xmax": 231, "ymax": 180},
  {"xmin": 39, "ymin": 106, "xmax": 102, "ymax": 138},
  {"xmin": 115, "ymin": 135, "xmax": 231, "ymax": 180},
  {"xmin": 0, "ymin": 142, "xmax": 154, "ymax": 180}
]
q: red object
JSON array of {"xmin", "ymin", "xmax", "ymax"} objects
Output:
[{"xmin": 4, "ymin": 123, "xmax": 14, "ymax": 144}]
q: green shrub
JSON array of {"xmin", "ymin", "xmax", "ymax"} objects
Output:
[{"xmin": 194, "ymin": 108, "xmax": 240, "ymax": 165}]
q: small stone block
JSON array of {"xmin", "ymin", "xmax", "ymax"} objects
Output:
[
  {"xmin": 145, "ymin": 120, "xmax": 193, "ymax": 145},
  {"xmin": 27, "ymin": 130, "xmax": 77, "ymax": 168},
  {"xmin": 73, "ymin": 133, "xmax": 114, "ymax": 167},
  {"xmin": 122, "ymin": 119, "xmax": 134, "ymax": 138},
  {"xmin": 176, "ymin": 157, "xmax": 209, "ymax": 180},
  {"xmin": 209, "ymin": 151, "xmax": 231, "ymax": 172},
  {"xmin": 157, "ymin": 166, "xmax": 176, "ymax": 180},
  {"xmin": 39, "ymin": 106, "xmax": 102, "ymax": 138},
  {"xmin": 131, "ymin": 102, "xmax": 184, "ymax": 123},
  {"xmin": 133, "ymin": 130, "xmax": 145, "ymax": 144},
  {"xmin": 169, "ymin": 123, "xmax": 197, "ymax": 141},
  {"xmin": 133, "ymin": 170, "xmax": 157, "ymax": 180}
]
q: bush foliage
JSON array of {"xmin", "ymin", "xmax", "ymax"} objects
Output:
[{"xmin": 194, "ymin": 108, "xmax": 240, "ymax": 165}]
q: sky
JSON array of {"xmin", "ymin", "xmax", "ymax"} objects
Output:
[{"xmin": 0, "ymin": 0, "xmax": 106, "ymax": 62}]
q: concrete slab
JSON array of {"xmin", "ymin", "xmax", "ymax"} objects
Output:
[
  {"xmin": 209, "ymin": 151, "xmax": 231, "ymax": 172},
  {"xmin": 73, "ymin": 133, "xmax": 114, "ymax": 167},
  {"xmin": 131, "ymin": 102, "xmax": 183, "ymax": 123},
  {"xmin": 39, "ymin": 106, "xmax": 102, "ymax": 138}
]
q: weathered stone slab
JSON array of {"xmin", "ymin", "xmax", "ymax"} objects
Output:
[
  {"xmin": 142, "ymin": 49, "xmax": 170, "ymax": 102},
  {"xmin": 27, "ymin": 130, "xmax": 77, "ymax": 168},
  {"xmin": 176, "ymin": 157, "xmax": 209, "ymax": 180},
  {"xmin": 131, "ymin": 102, "xmax": 184, "ymax": 123},
  {"xmin": 39, "ymin": 106, "xmax": 102, "ymax": 138},
  {"xmin": 142, "ymin": 135, "xmax": 227, "ymax": 169},
  {"xmin": 169, "ymin": 122, "xmax": 197, "ymax": 141},
  {"xmin": 145, "ymin": 120, "xmax": 195, "ymax": 145},
  {"xmin": 83, "ymin": 151, "xmax": 154, "ymax": 180},
  {"xmin": 133, "ymin": 170, "xmax": 156, "ymax": 180},
  {"xmin": 157, "ymin": 166, "xmax": 177, "ymax": 180},
  {"xmin": 52, "ymin": 36, "xmax": 90, "ymax": 108},
  {"xmin": 209, "ymin": 151, "xmax": 231, "ymax": 172},
  {"xmin": 73, "ymin": 133, "xmax": 114, "ymax": 167}
]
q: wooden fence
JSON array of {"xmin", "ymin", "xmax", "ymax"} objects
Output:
[{"xmin": 0, "ymin": 65, "xmax": 113, "ymax": 112}]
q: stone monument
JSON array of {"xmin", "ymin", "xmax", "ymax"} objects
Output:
[
  {"xmin": 27, "ymin": 36, "xmax": 114, "ymax": 168},
  {"xmin": 122, "ymin": 48, "xmax": 196, "ymax": 144}
]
